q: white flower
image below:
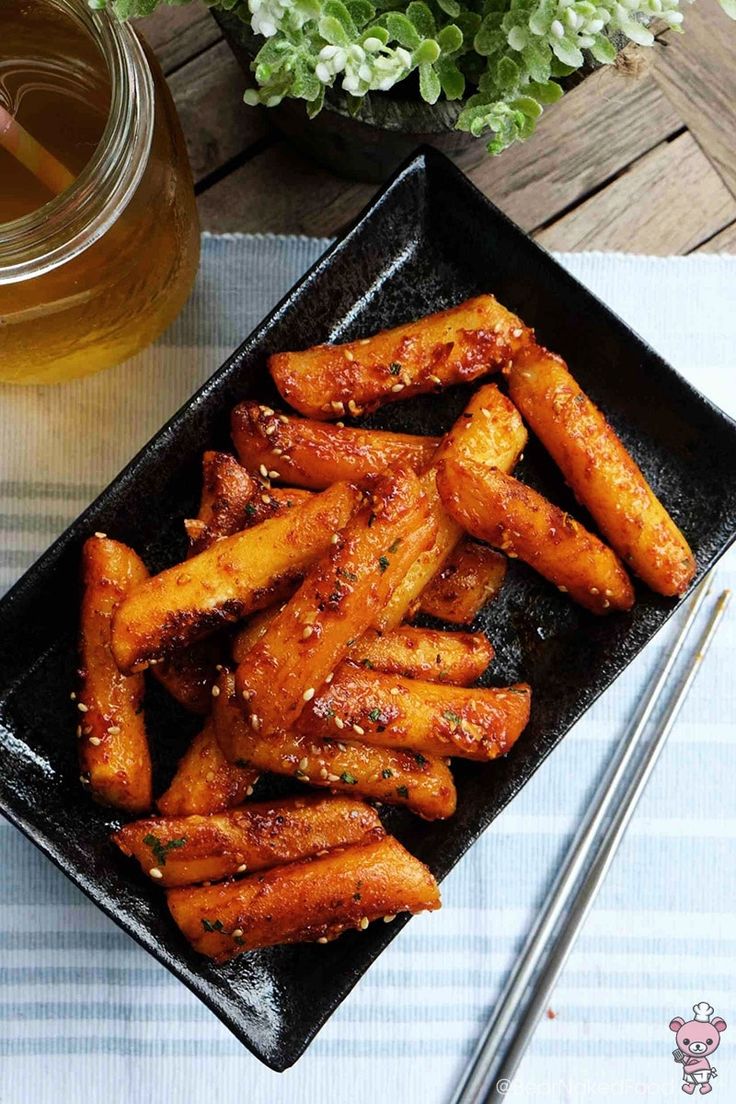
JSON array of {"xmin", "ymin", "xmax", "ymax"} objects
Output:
[
  {"xmin": 312, "ymin": 36, "xmax": 413, "ymax": 96},
  {"xmin": 248, "ymin": 0, "xmax": 313, "ymax": 39}
]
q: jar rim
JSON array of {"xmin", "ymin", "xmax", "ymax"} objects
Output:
[{"xmin": 0, "ymin": 0, "xmax": 154, "ymax": 285}]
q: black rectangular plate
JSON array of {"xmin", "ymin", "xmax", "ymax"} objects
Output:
[{"xmin": 1, "ymin": 149, "xmax": 736, "ymax": 1072}]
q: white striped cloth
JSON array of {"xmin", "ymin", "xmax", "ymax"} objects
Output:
[{"xmin": 0, "ymin": 238, "xmax": 734, "ymax": 1104}]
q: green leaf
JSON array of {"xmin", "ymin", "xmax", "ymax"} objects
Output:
[
  {"xmin": 323, "ymin": 0, "xmax": 358, "ymax": 37},
  {"xmin": 345, "ymin": 0, "xmax": 376, "ymax": 27},
  {"xmin": 528, "ymin": 0, "xmax": 555, "ymax": 35},
  {"xmin": 414, "ymin": 38, "xmax": 441, "ymax": 64},
  {"xmin": 384, "ymin": 10, "xmax": 422, "ymax": 47},
  {"xmin": 306, "ymin": 85, "xmax": 326, "ymax": 116},
  {"xmin": 455, "ymin": 11, "xmax": 481, "ymax": 41},
  {"xmin": 527, "ymin": 78, "xmax": 563, "ymax": 104},
  {"xmin": 437, "ymin": 23, "xmax": 463, "ymax": 54},
  {"xmin": 436, "ymin": 57, "xmax": 466, "ymax": 98},
  {"xmin": 511, "ymin": 94, "xmax": 543, "ymax": 119},
  {"xmin": 407, "ymin": 0, "xmax": 436, "ymax": 36},
  {"xmin": 291, "ymin": 56, "xmax": 322, "ymax": 100},
  {"xmin": 319, "ymin": 13, "xmax": 352, "ymax": 45},
  {"xmin": 520, "ymin": 36, "xmax": 551, "ymax": 81},
  {"xmin": 419, "ymin": 62, "xmax": 442, "ymax": 103},
  {"xmin": 496, "ymin": 54, "xmax": 520, "ymax": 93},
  {"xmin": 589, "ymin": 33, "xmax": 617, "ymax": 64},
  {"xmin": 549, "ymin": 55, "xmax": 576, "ymax": 77},
  {"xmin": 362, "ymin": 23, "xmax": 390, "ymax": 44},
  {"xmin": 436, "ymin": 0, "xmax": 461, "ymax": 16},
  {"xmin": 474, "ymin": 14, "xmax": 505, "ymax": 56},
  {"xmin": 550, "ymin": 36, "xmax": 583, "ymax": 68}
]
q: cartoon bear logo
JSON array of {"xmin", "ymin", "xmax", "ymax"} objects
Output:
[{"xmin": 669, "ymin": 1002, "xmax": 727, "ymax": 1095}]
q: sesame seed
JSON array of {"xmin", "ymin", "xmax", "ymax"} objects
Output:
[
  {"xmin": 272, "ymin": 447, "xmax": 283, "ymax": 456},
  {"xmin": 330, "ymin": 533, "xmax": 340, "ymax": 545},
  {"xmin": 261, "ymin": 494, "xmax": 271, "ymax": 504},
  {"xmin": 149, "ymin": 868, "xmax": 163, "ymax": 880},
  {"xmin": 303, "ymin": 687, "xmax": 316, "ymax": 702},
  {"xmin": 319, "ymin": 767, "xmax": 329, "ymax": 779},
  {"xmin": 237, "ymin": 864, "xmax": 247, "ymax": 873},
  {"xmin": 264, "ymin": 423, "xmax": 276, "ymax": 435},
  {"xmin": 429, "ymin": 375, "xmax": 442, "ymax": 385},
  {"xmin": 299, "ymin": 757, "xmax": 309, "ymax": 772},
  {"xmin": 79, "ymin": 774, "xmax": 89, "ymax": 785},
  {"xmin": 94, "ymin": 531, "xmax": 107, "ymax": 539},
  {"xmin": 70, "ymin": 691, "xmax": 77, "ymax": 701},
  {"xmin": 327, "ymin": 773, "xmax": 340, "ymax": 782},
  {"xmin": 383, "ymin": 914, "xmax": 396, "ymax": 923},
  {"xmin": 246, "ymin": 785, "xmax": 254, "ymax": 796},
  {"xmin": 259, "ymin": 464, "xmax": 269, "ymax": 478},
  {"xmin": 331, "ymin": 400, "xmax": 345, "ymax": 414},
  {"xmin": 260, "ymin": 406, "xmax": 274, "ymax": 416},
  {"xmin": 242, "ymin": 689, "xmax": 253, "ymax": 701},
  {"xmin": 360, "ymin": 338, "xmax": 370, "ymax": 345},
  {"xmin": 337, "ymin": 742, "xmax": 347, "ymax": 752},
  {"xmin": 359, "ymin": 916, "xmax": 369, "ymax": 930},
  {"xmin": 279, "ymin": 415, "xmax": 288, "ymax": 423},
  {"xmin": 353, "ymin": 724, "xmax": 365, "ymax": 736},
  {"xmin": 206, "ymin": 771, "xmax": 216, "ymax": 783},
  {"xmin": 512, "ymin": 327, "xmax": 523, "ymax": 337},
  {"xmin": 604, "ymin": 589, "xmax": 613, "ymax": 597},
  {"xmin": 390, "ymin": 688, "xmax": 400, "ymax": 696},
  {"xmin": 325, "ymin": 671, "xmax": 334, "ymax": 684},
  {"xmin": 602, "ymin": 599, "xmax": 610, "ymax": 609},
  {"xmin": 590, "ymin": 587, "xmax": 600, "ymax": 595},
  {"xmin": 334, "ymin": 717, "xmax": 344, "ymax": 730},
  {"xmin": 317, "ymin": 936, "xmax": 329, "ymax": 944},
  {"xmin": 77, "ymin": 702, "xmax": 88, "ymax": 713},
  {"xmin": 558, "ymin": 585, "xmax": 568, "ymax": 593},
  {"xmin": 493, "ymin": 321, "xmax": 504, "ymax": 333},
  {"xmin": 348, "ymin": 400, "xmax": 362, "ymax": 416},
  {"xmin": 345, "ymin": 350, "xmax": 354, "ymax": 361},
  {"xmin": 268, "ymin": 470, "xmax": 280, "ymax": 480},
  {"xmin": 211, "ymin": 685, "xmax": 220, "ymax": 697},
  {"xmin": 232, "ymin": 928, "xmax": 244, "ymax": 938},
  {"xmin": 250, "ymin": 714, "xmax": 261, "ymax": 730},
  {"xmin": 88, "ymin": 736, "xmax": 101, "ymax": 746},
  {"xmin": 391, "ymin": 383, "xmax": 405, "ymax": 393},
  {"xmin": 481, "ymin": 408, "xmax": 492, "ymax": 419},
  {"xmin": 302, "ymin": 626, "xmax": 314, "ymax": 640},
  {"xmin": 76, "ymin": 726, "xmax": 82, "ymax": 739},
  {"xmin": 335, "ymin": 421, "xmax": 345, "ymax": 428}
]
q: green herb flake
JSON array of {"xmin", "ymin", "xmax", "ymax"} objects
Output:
[
  {"xmin": 367, "ymin": 513, "xmax": 376, "ymax": 528},
  {"xmin": 245, "ymin": 503, "xmax": 257, "ymax": 518},
  {"xmin": 143, "ymin": 833, "xmax": 187, "ymax": 867},
  {"xmin": 388, "ymin": 538, "xmax": 402, "ymax": 554},
  {"xmin": 414, "ymin": 752, "xmax": 428, "ymax": 766},
  {"xmin": 367, "ymin": 707, "xmax": 382, "ymax": 722},
  {"xmin": 201, "ymin": 918, "xmax": 224, "ymax": 933},
  {"xmin": 378, "ymin": 555, "xmax": 390, "ymax": 573},
  {"xmin": 361, "ymin": 658, "xmax": 375, "ymax": 670},
  {"xmin": 389, "ymin": 362, "xmax": 402, "ymax": 376},
  {"xmin": 443, "ymin": 709, "xmax": 462, "ymax": 726},
  {"xmin": 340, "ymin": 771, "xmax": 358, "ymax": 785},
  {"xmin": 381, "ymin": 768, "xmax": 394, "ymax": 779},
  {"xmin": 396, "ymin": 785, "xmax": 409, "ymax": 799}
]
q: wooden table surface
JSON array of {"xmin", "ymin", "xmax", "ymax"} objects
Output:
[{"xmin": 142, "ymin": 2, "xmax": 736, "ymax": 253}]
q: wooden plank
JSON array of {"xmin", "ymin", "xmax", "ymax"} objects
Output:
[
  {"xmin": 467, "ymin": 46, "xmax": 681, "ymax": 232},
  {"xmin": 695, "ymin": 221, "xmax": 736, "ymax": 254},
  {"xmin": 534, "ymin": 132, "xmax": 736, "ymax": 254},
  {"xmin": 653, "ymin": 2, "xmax": 736, "ymax": 200},
  {"xmin": 167, "ymin": 41, "xmax": 268, "ymax": 184},
  {"xmin": 137, "ymin": 5, "xmax": 220, "ymax": 76},
  {"xmin": 197, "ymin": 140, "xmax": 375, "ymax": 235}
]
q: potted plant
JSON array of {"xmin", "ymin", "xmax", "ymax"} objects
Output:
[{"xmin": 105, "ymin": 0, "xmax": 734, "ymax": 182}]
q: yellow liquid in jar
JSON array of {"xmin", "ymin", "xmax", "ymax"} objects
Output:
[{"xmin": 0, "ymin": 0, "xmax": 200, "ymax": 385}]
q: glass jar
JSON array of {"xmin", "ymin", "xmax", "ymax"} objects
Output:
[{"xmin": 0, "ymin": 0, "xmax": 200, "ymax": 384}]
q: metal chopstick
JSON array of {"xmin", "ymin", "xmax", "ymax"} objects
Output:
[{"xmin": 450, "ymin": 573, "xmax": 730, "ymax": 1104}]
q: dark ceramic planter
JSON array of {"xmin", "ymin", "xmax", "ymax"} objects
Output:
[{"xmin": 214, "ymin": 10, "xmax": 483, "ymax": 182}]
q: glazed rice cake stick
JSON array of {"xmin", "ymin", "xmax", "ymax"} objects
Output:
[
  {"xmin": 418, "ymin": 541, "xmax": 507, "ymax": 624},
  {"xmin": 114, "ymin": 793, "xmax": 383, "ymax": 886},
  {"xmin": 346, "ymin": 626, "xmax": 493, "ymax": 685},
  {"xmin": 235, "ymin": 468, "xmax": 437, "ymax": 736},
  {"xmin": 269, "ymin": 295, "xmax": 532, "ymax": 419},
  {"xmin": 436, "ymin": 458, "xmax": 635, "ymax": 614},
  {"xmin": 78, "ymin": 536, "xmax": 152, "ymax": 813},
  {"xmin": 231, "ymin": 400, "xmax": 440, "ymax": 489},
  {"xmin": 213, "ymin": 676, "xmax": 456, "ymax": 820},
  {"xmin": 300, "ymin": 667, "xmax": 531, "ymax": 761},
  {"xmin": 507, "ymin": 344, "xmax": 696, "ymax": 596},
  {"xmin": 167, "ymin": 835, "xmax": 441, "ymax": 961},
  {"xmin": 156, "ymin": 720, "xmax": 258, "ymax": 817},
  {"xmin": 111, "ymin": 481, "xmax": 361, "ymax": 673}
]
